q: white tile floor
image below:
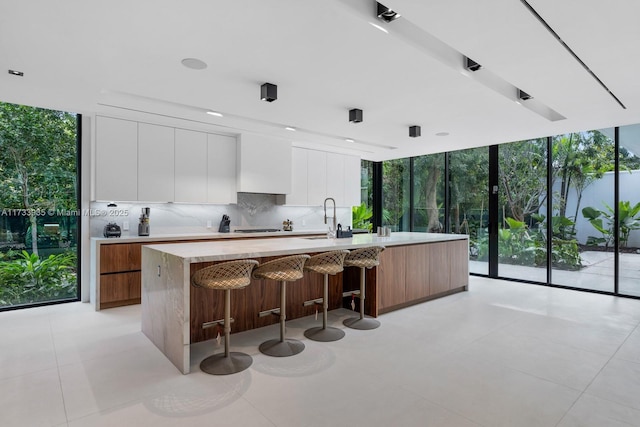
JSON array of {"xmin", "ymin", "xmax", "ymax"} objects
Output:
[{"xmin": 2, "ymin": 276, "xmax": 640, "ymax": 427}]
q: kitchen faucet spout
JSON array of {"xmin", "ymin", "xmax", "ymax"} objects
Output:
[{"xmin": 324, "ymin": 197, "xmax": 337, "ymax": 233}]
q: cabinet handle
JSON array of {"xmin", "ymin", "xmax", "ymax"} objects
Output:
[{"xmin": 157, "ymin": 265, "xmax": 161, "ymax": 277}]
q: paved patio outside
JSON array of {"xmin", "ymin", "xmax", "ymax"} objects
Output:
[{"xmin": 470, "ymin": 251, "xmax": 640, "ymax": 297}]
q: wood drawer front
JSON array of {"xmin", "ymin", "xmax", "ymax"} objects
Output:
[
  {"xmin": 100, "ymin": 271, "xmax": 141, "ymax": 304},
  {"xmin": 100, "ymin": 243, "xmax": 142, "ymax": 273}
]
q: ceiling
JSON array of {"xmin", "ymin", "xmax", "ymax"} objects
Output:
[{"xmin": 1, "ymin": 0, "xmax": 639, "ymax": 161}]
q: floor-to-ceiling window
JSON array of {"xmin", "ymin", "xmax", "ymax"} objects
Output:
[
  {"xmin": 552, "ymin": 129, "xmax": 615, "ymax": 292},
  {"xmin": 497, "ymin": 138, "xmax": 548, "ymax": 283},
  {"xmin": 373, "ymin": 123, "xmax": 640, "ymax": 299},
  {"xmin": 0, "ymin": 101, "xmax": 80, "ymax": 310},
  {"xmin": 618, "ymin": 124, "xmax": 640, "ymax": 297},
  {"xmin": 449, "ymin": 147, "xmax": 489, "ymax": 275}
]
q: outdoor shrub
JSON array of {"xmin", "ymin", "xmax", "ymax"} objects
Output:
[
  {"xmin": 583, "ymin": 201, "xmax": 640, "ymax": 248},
  {"xmin": 0, "ymin": 250, "xmax": 76, "ymax": 306}
]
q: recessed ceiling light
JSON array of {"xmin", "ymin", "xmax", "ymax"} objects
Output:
[
  {"xmin": 206, "ymin": 111, "xmax": 223, "ymax": 117},
  {"xmin": 285, "ymin": 126, "xmax": 296, "ymax": 131},
  {"xmin": 8, "ymin": 69, "xmax": 24, "ymax": 76},
  {"xmin": 435, "ymin": 132, "xmax": 449, "ymax": 137},
  {"xmin": 369, "ymin": 22, "xmax": 389, "ymax": 34},
  {"xmin": 181, "ymin": 58, "xmax": 207, "ymax": 70},
  {"xmin": 345, "ymin": 138, "xmax": 355, "ymax": 143}
]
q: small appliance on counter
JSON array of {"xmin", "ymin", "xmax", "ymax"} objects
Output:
[
  {"xmin": 282, "ymin": 219, "xmax": 293, "ymax": 231},
  {"xmin": 103, "ymin": 222, "xmax": 122, "ymax": 238},
  {"xmin": 218, "ymin": 214, "xmax": 230, "ymax": 232},
  {"xmin": 336, "ymin": 224, "xmax": 353, "ymax": 239},
  {"xmin": 138, "ymin": 207, "xmax": 150, "ymax": 236}
]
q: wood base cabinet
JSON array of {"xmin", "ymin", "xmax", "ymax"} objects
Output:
[{"xmin": 378, "ymin": 241, "xmax": 469, "ymax": 314}]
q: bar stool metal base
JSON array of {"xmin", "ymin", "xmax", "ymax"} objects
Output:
[
  {"xmin": 259, "ymin": 338, "xmax": 305, "ymax": 357},
  {"xmin": 200, "ymin": 351, "xmax": 253, "ymax": 375},
  {"xmin": 304, "ymin": 326, "xmax": 345, "ymax": 342},
  {"xmin": 343, "ymin": 317, "xmax": 380, "ymax": 330}
]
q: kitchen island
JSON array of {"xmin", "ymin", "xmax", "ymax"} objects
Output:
[{"xmin": 141, "ymin": 232, "xmax": 469, "ymax": 373}]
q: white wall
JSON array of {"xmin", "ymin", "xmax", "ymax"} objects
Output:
[{"xmin": 560, "ymin": 170, "xmax": 640, "ymax": 247}]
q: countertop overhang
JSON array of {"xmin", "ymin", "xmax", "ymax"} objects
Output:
[{"xmin": 143, "ymin": 232, "xmax": 469, "ymax": 263}]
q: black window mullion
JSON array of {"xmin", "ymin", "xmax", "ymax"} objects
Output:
[
  {"xmin": 614, "ymin": 127, "xmax": 620, "ymax": 295},
  {"xmin": 547, "ymin": 136, "xmax": 553, "ymax": 285}
]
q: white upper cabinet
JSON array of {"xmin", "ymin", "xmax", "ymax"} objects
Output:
[
  {"xmin": 95, "ymin": 116, "xmax": 138, "ymax": 201},
  {"xmin": 307, "ymin": 150, "xmax": 327, "ymax": 206},
  {"xmin": 208, "ymin": 133, "xmax": 237, "ymax": 204},
  {"xmin": 326, "ymin": 152, "xmax": 345, "ymax": 206},
  {"xmin": 175, "ymin": 129, "xmax": 207, "ymax": 203},
  {"xmin": 138, "ymin": 123, "xmax": 175, "ymax": 202},
  {"xmin": 236, "ymin": 134, "xmax": 292, "ymax": 194},
  {"xmin": 287, "ymin": 147, "xmax": 308, "ymax": 205},
  {"xmin": 286, "ymin": 147, "xmax": 359, "ymax": 207}
]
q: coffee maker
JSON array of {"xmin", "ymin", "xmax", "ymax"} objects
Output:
[{"xmin": 138, "ymin": 207, "xmax": 150, "ymax": 236}]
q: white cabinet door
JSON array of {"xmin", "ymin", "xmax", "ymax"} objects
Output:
[
  {"xmin": 138, "ymin": 123, "xmax": 175, "ymax": 202},
  {"xmin": 287, "ymin": 147, "xmax": 308, "ymax": 205},
  {"xmin": 237, "ymin": 134, "xmax": 292, "ymax": 194},
  {"xmin": 326, "ymin": 152, "xmax": 345, "ymax": 206},
  {"xmin": 95, "ymin": 116, "xmax": 138, "ymax": 201},
  {"xmin": 344, "ymin": 154, "xmax": 361, "ymax": 207},
  {"xmin": 208, "ymin": 133, "xmax": 237, "ymax": 204},
  {"xmin": 175, "ymin": 129, "xmax": 207, "ymax": 203},
  {"xmin": 307, "ymin": 150, "xmax": 327, "ymax": 206}
]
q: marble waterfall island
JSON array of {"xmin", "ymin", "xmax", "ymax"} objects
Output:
[{"xmin": 141, "ymin": 233, "xmax": 469, "ymax": 374}]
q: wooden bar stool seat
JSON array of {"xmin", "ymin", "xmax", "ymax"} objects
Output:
[
  {"xmin": 303, "ymin": 250, "xmax": 349, "ymax": 342},
  {"xmin": 191, "ymin": 259, "xmax": 258, "ymax": 375},
  {"xmin": 254, "ymin": 254, "xmax": 310, "ymax": 357},
  {"xmin": 343, "ymin": 246, "xmax": 385, "ymax": 330}
]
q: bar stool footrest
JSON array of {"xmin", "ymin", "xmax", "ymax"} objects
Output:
[
  {"xmin": 202, "ymin": 318, "xmax": 234, "ymax": 329},
  {"xmin": 303, "ymin": 297, "xmax": 323, "ymax": 307},
  {"xmin": 342, "ymin": 290, "xmax": 361, "ymax": 298},
  {"xmin": 258, "ymin": 308, "xmax": 281, "ymax": 318}
]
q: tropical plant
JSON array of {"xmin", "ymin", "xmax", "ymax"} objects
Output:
[
  {"xmin": 352, "ymin": 203, "xmax": 373, "ymax": 231},
  {"xmin": 582, "ymin": 201, "xmax": 640, "ymax": 248},
  {"xmin": 0, "ymin": 250, "xmax": 76, "ymax": 305}
]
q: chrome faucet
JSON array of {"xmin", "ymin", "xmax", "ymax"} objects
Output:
[{"xmin": 324, "ymin": 197, "xmax": 337, "ymax": 234}]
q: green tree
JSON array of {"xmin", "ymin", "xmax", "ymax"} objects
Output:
[
  {"xmin": 498, "ymin": 139, "xmax": 547, "ymax": 223},
  {"xmin": 0, "ymin": 102, "xmax": 77, "ymax": 255},
  {"xmin": 413, "ymin": 154, "xmax": 444, "ymax": 232}
]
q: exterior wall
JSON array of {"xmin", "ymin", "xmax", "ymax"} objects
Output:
[{"xmin": 560, "ymin": 170, "xmax": 640, "ymax": 247}]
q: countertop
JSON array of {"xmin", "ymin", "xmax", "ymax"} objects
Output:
[
  {"xmin": 91, "ymin": 229, "xmax": 328, "ymax": 244},
  {"xmin": 143, "ymin": 232, "xmax": 468, "ymax": 263}
]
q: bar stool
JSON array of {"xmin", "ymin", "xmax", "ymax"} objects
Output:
[
  {"xmin": 343, "ymin": 246, "xmax": 385, "ymax": 330},
  {"xmin": 191, "ymin": 259, "xmax": 259, "ymax": 375},
  {"xmin": 303, "ymin": 250, "xmax": 350, "ymax": 342},
  {"xmin": 254, "ymin": 254, "xmax": 311, "ymax": 357}
]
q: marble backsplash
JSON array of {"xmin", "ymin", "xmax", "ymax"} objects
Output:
[{"xmin": 90, "ymin": 193, "xmax": 353, "ymax": 237}]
